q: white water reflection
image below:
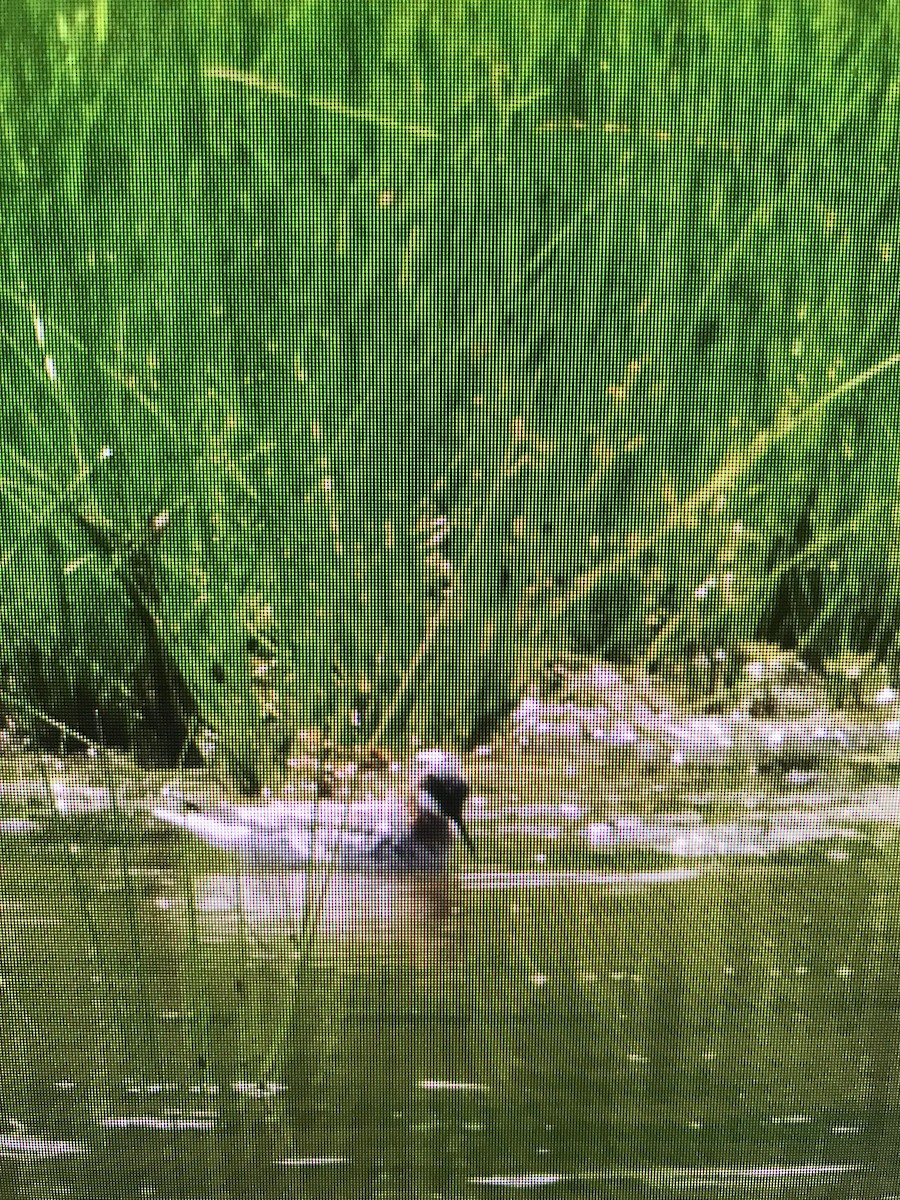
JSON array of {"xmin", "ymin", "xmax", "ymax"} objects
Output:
[
  {"xmin": 184, "ymin": 868, "xmax": 456, "ymax": 939},
  {"xmin": 470, "ymin": 1162, "xmax": 859, "ymax": 1188},
  {"xmin": 462, "ymin": 868, "xmax": 701, "ymax": 888},
  {"xmin": 0, "ymin": 1128, "xmax": 83, "ymax": 1160},
  {"xmin": 584, "ymin": 810, "xmax": 857, "ymax": 858},
  {"xmin": 101, "ymin": 1116, "xmax": 214, "ymax": 1131},
  {"xmin": 279, "ymin": 1155, "xmax": 346, "ymax": 1167}
]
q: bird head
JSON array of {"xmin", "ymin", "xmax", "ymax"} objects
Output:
[{"xmin": 414, "ymin": 749, "xmax": 474, "ymax": 856}]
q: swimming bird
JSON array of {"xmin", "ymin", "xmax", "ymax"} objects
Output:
[{"xmin": 152, "ymin": 749, "xmax": 473, "ymax": 870}]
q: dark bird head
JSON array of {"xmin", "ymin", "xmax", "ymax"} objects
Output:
[{"xmin": 414, "ymin": 749, "xmax": 474, "ymax": 856}]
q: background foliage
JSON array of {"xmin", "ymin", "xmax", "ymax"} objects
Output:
[{"xmin": 1, "ymin": 0, "xmax": 899, "ymax": 784}]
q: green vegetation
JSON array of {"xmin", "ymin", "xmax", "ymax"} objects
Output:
[{"xmin": 1, "ymin": 0, "xmax": 899, "ymax": 786}]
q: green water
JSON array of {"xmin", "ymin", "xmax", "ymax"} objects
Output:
[{"xmin": 0, "ymin": 789, "xmax": 898, "ymax": 1198}]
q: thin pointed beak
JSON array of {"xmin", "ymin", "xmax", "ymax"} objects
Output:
[{"xmin": 454, "ymin": 817, "xmax": 476, "ymax": 859}]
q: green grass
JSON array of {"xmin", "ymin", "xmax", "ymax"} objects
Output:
[{"xmin": 0, "ymin": 0, "xmax": 899, "ymax": 782}]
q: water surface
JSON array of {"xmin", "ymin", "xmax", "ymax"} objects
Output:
[{"xmin": 1, "ymin": 734, "xmax": 899, "ymax": 1197}]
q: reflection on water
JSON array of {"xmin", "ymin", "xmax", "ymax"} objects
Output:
[
  {"xmin": 0, "ymin": 1120, "xmax": 83, "ymax": 1160},
  {"xmin": 3, "ymin": 687, "xmax": 900, "ymax": 1195},
  {"xmin": 461, "ymin": 868, "xmax": 701, "ymax": 887},
  {"xmin": 584, "ymin": 810, "xmax": 856, "ymax": 858},
  {"xmin": 186, "ymin": 868, "xmax": 458, "ymax": 939},
  {"xmin": 469, "ymin": 1162, "xmax": 860, "ymax": 1188}
]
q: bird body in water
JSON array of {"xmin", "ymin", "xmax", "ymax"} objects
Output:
[{"xmin": 153, "ymin": 749, "xmax": 472, "ymax": 871}]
